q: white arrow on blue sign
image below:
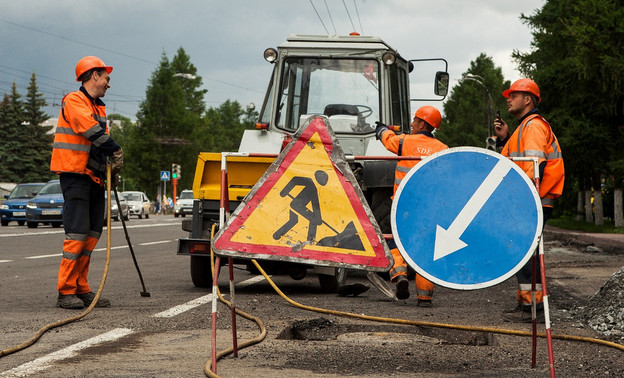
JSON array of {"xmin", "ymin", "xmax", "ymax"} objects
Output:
[
  {"xmin": 391, "ymin": 147, "xmax": 543, "ymax": 290},
  {"xmin": 160, "ymin": 171, "xmax": 170, "ymax": 181}
]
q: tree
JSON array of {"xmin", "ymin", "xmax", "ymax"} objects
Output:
[
  {"xmin": 436, "ymin": 54, "xmax": 510, "ymax": 148},
  {"xmin": 513, "ymin": 0, "xmax": 624, "ymax": 224},
  {"xmin": 205, "ymin": 100, "xmax": 257, "ymax": 153},
  {"xmin": 21, "ymin": 73, "xmax": 54, "ymax": 182},
  {"xmin": 128, "ymin": 49, "xmax": 207, "ymax": 199},
  {"xmin": 24, "ymin": 73, "xmax": 50, "ymax": 129}
]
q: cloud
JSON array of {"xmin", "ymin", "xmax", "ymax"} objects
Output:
[{"xmin": 0, "ymin": 0, "xmax": 544, "ymax": 120}]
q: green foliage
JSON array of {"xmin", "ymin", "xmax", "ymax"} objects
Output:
[
  {"xmin": 436, "ymin": 54, "xmax": 511, "ymax": 147},
  {"xmin": 512, "ymin": 0, "xmax": 624, "ymax": 221},
  {"xmin": 548, "ymin": 216, "xmax": 624, "ymax": 234},
  {"xmin": 0, "ymin": 79, "xmax": 54, "ymax": 183},
  {"xmin": 122, "ymin": 48, "xmax": 258, "ymax": 200}
]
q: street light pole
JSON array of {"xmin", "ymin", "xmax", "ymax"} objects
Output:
[{"xmin": 462, "ymin": 74, "xmax": 495, "ymax": 150}]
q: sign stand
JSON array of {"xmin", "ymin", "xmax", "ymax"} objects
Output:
[{"xmin": 391, "ymin": 148, "xmax": 555, "ymax": 375}]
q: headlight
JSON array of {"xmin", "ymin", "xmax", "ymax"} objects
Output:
[
  {"xmin": 1, "ymin": 204, "xmax": 8, "ymax": 210},
  {"xmin": 263, "ymin": 48, "xmax": 277, "ymax": 63},
  {"xmin": 27, "ymin": 202, "xmax": 37, "ymax": 209}
]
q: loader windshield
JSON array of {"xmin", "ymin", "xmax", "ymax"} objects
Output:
[{"xmin": 276, "ymin": 58, "xmax": 380, "ymax": 134}]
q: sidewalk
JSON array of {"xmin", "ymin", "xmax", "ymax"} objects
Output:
[{"xmin": 544, "ymin": 224, "xmax": 624, "ymax": 252}]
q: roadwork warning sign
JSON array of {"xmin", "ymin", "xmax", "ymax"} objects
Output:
[{"xmin": 213, "ymin": 116, "xmax": 392, "ymax": 271}]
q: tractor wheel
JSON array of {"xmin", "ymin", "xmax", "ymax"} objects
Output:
[{"xmin": 190, "ymin": 256, "xmax": 213, "ymax": 288}]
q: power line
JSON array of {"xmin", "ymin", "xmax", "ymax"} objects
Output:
[
  {"xmin": 342, "ymin": 0, "xmax": 357, "ymax": 32},
  {"xmin": 353, "ymin": 0, "xmax": 364, "ymax": 35},
  {"xmin": 324, "ymin": 0, "xmax": 337, "ymax": 34},
  {"xmin": 0, "ymin": 18, "xmax": 155, "ymax": 66},
  {"xmin": 309, "ymin": 0, "xmax": 329, "ymax": 34}
]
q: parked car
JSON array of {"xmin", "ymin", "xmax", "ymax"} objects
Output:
[
  {"xmin": 122, "ymin": 191, "xmax": 150, "ymax": 219},
  {"xmin": 104, "ymin": 191, "xmax": 130, "ymax": 221},
  {"xmin": 174, "ymin": 190, "xmax": 195, "ymax": 217},
  {"xmin": 1, "ymin": 182, "xmax": 46, "ymax": 226},
  {"xmin": 26, "ymin": 180, "xmax": 63, "ymax": 228}
]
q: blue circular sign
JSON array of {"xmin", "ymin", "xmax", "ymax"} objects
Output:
[{"xmin": 391, "ymin": 147, "xmax": 543, "ymax": 290}]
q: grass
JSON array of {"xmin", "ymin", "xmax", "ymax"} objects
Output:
[{"xmin": 548, "ymin": 216, "xmax": 624, "ymax": 234}]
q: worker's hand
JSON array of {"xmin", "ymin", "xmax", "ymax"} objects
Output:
[
  {"xmin": 111, "ymin": 148, "xmax": 124, "ymax": 175},
  {"xmin": 111, "ymin": 174, "xmax": 120, "ymax": 188},
  {"xmin": 493, "ymin": 117, "xmax": 508, "ymax": 139},
  {"xmin": 374, "ymin": 121, "xmax": 388, "ymax": 140}
]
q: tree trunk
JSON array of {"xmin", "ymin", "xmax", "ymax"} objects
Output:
[
  {"xmin": 584, "ymin": 189, "xmax": 594, "ymax": 223},
  {"xmin": 593, "ymin": 172, "xmax": 604, "ymax": 226},
  {"xmin": 577, "ymin": 190, "xmax": 584, "ymax": 222},
  {"xmin": 615, "ymin": 187, "xmax": 623, "ymax": 228}
]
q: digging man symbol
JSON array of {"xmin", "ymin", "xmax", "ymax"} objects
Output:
[
  {"xmin": 273, "ymin": 170, "xmax": 329, "ymax": 241},
  {"xmin": 272, "ymin": 169, "xmax": 365, "ymax": 251}
]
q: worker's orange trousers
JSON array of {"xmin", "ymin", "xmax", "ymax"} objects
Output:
[{"xmin": 390, "ymin": 248, "xmax": 434, "ymax": 301}]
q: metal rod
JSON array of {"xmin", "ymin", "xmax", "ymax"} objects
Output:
[{"xmin": 113, "ymin": 187, "xmax": 150, "ymax": 297}]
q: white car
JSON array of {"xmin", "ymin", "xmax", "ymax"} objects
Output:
[
  {"xmin": 174, "ymin": 190, "xmax": 195, "ymax": 217},
  {"xmin": 122, "ymin": 191, "xmax": 151, "ymax": 219}
]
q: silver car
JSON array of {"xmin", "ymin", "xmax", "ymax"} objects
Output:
[
  {"xmin": 104, "ymin": 191, "xmax": 130, "ymax": 221},
  {"xmin": 122, "ymin": 191, "xmax": 151, "ymax": 219}
]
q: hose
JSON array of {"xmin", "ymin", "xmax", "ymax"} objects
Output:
[
  {"xmin": 204, "ymin": 224, "xmax": 267, "ymax": 378},
  {"xmin": 205, "ymin": 253, "xmax": 623, "ymax": 376},
  {"xmin": 249, "ymin": 259, "xmax": 624, "ymax": 351},
  {"xmin": 0, "ymin": 166, "xmax": 114, "ymax": 358}
]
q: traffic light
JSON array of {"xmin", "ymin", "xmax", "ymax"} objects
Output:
[{"xmin": 172, "ymin": 164, "xmax": 181, "ymax": 179}]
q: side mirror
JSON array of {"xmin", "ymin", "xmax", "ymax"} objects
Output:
[{"xmin": 434, "ymin": 71, "xmax": 449, "ymax": 97}]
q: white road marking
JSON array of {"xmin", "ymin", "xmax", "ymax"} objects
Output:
[
  {"xmin": 152, "ymin": 275, "xmax": 269, "ymax": 318},
  {"xmin": 0, "ymin": 328, "xmax": 133, "ymax": 377},
  {"xmin": 0, "ymin": 222, "xmax": 180, "ymax": 238},
  {"xmin": 152, "ymin": 293, "xmax": 214, "ymax": 318},
  {"xmin": 139, "ymin": 240, "xmax": 173, "ymax": 246},
  {"xmin": 25, "ymin": 254, "xmax": 61, "ymax": 260},
  {"xmin": 0, "ymin": 260, "xmax": 13, "ymax": 263}
]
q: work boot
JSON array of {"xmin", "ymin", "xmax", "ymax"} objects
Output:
[
  {"xmin": 77, "ymin": 292, "xmax": 111, "ymax": 308},
  {"xmin": 395, "ymin": 276, "xmax": 410, "ymax": 300},
  {"xmin": 417, "ymin": 299, "xmax": 433, "ymax": 307},
  {"xmin": 502, "ymin": 305, "xmax": 544, "ymax": 323},
  {"xmin": 57, "ymin": 294, "xmax": 84, "ymax": 309}
]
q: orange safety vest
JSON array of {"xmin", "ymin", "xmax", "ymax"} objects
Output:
[
  {"xmin": 501, "ymin": 113, "xmax": 564, "ymax": 207},
  {"xmin": 381, "ymin": 130, "xmax": 448, "ymax": 194},
  {"xmin": 50, "ymin": 90, "xmax": 110, "ymax": 185}
]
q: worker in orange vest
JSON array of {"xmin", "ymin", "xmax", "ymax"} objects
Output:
[
  {"xmin": 50, "ymin": 56, "xmax": 124, "ymax": 309},
  {"xmin": 494, "ymin": 78, "xmax": 564, "ymax": 322},
  {"xmin": 375, "ymin": 106, "xmax": 448, "ymax": 305}
]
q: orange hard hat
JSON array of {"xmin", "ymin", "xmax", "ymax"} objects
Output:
[
  {"xmin": 75, "ymin": 56, "xmax": 113, "ymax": 82},
  {"xmin": 502, "ymin": 78, "xmax": 541, "ymax": 102},
  {"xmin": 414, "ymin": 105, "xmax": 442, "ymax": 129}
]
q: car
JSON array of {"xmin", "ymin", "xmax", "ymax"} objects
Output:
[
  {"xmin": 174, "ymin": 190, "xmax": 195, "ymax": 217},
  {"xmin": 26, "ymin": 180, "xmax": 63, "ymax": 228},
  {"xmin": 122, "ymin": 191, "xmax": 151, "ymax": 219},
  {"xmin": 104, "ymin": 191, "xmax": 130, "ymax": 221},
  {"xmin": 1, "ymin": 182, "xmax": 46, "ymax": 226}
]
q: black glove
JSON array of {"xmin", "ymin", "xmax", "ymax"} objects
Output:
[
  {"xmin": 375, "ymin": 121, "xmax": 388, "ymax": 140},
  {"xmin": 111, "ymin": 148, "xmax": 124, "ymax": 176},
  {"xmin": 111, "ymin": 174, "xmax": 120, "ymax": 188}
]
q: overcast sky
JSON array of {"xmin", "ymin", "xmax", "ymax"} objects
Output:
[{"xmin": 0, "ymin": 0, "xmax": 544, "ymax": 121}]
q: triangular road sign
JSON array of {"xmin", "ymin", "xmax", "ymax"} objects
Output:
[{"xmin": 213, "ymin": 116, "xmax": 392, "ymax": 271}]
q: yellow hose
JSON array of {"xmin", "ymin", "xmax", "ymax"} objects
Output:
[
  {"xmin": 0, "ymin": 166, "xmax": 113, "ymax": 358},
  {"xmin": 205, "ymin": 243, "xmax": 622, "ymax": 376},
  {"xmin": 204, "ymin": 224, "xmax": 267, "ymax": 378},
  {"xmin": 249, "ymin": 259, "xmax": 624, "ymax": 351}
]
